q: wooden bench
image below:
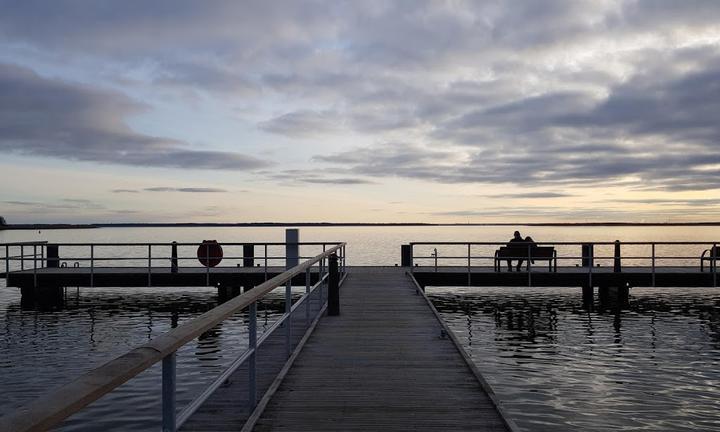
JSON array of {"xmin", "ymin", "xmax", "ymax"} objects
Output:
[
  {"xmin": 494, "ymin": 246, "xmax": 557, "ymax": 272},
  {"xmin": 700, "ymin": 246, "xmax": 719, "ymax": 272}
]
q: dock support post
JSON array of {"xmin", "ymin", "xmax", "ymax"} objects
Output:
[
  {"xmin": 401, "ymin": 244, "xmax": 413, "ymax": 267},
  {"xmin": 286, "ymin": 229, "xmax": 299, "ymax": 269},
  {"xmin": 328, "ymin": 253, "xmax": 339, "ymax": 316},
  {"xmin": 243, "ymin": 244, "xmax": 254, "ymax": 293},
  {"xmin": 581, "ymin": 243, "xmax": 594, "ymax": 268},
  {"xmin": 614, "ymin": 240, "xmax": 622, "ymax": 272},
  {"xmin": 170, "ymin": 242, "xmax": 178, "ymax": 273}
]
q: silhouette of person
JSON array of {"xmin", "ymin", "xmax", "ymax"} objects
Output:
[
  {"xmin": 525, "ymin": 236, "xmax": 537, "ymax": 266},
  {"xmin": 507, "ymin": 231, "xmax": 524, "ymax": 271}
]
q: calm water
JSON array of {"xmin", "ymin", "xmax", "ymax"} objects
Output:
[{"xmin": 1, "ymin": 226, "xmax": 720, "ymax": 431}]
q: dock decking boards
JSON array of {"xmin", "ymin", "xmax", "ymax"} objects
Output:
[{"xmin": 251, "ymin": 269, "xmax": 509, "ymax": 432}]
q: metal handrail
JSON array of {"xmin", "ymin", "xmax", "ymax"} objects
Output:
[
  {"xmin": 408, "ymin": 241, "xmax": 719, "ymax": 288},
  {"xmin": 0, "ymin": 243, "xmax": 345, "ymax": 432}
]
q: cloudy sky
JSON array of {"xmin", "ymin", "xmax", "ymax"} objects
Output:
[{"xmin": 1, "ymin": 0, "xmax": 720, "ymax": 223}]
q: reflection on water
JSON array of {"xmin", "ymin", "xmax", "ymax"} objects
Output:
[
  {"xmin": 428, "ymin": 286, "xmax": 720, "ymax": 432},
  {"xmin": 0, "ymin": 283, "xmax": 299, "ymax": 431}
]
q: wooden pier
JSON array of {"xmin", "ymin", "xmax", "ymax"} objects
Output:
[
  {"xmin": 184, "ymin": 268, "xmax": 514, "ymax": 432},
  {"xmin": 1, "ymin": 238, "xmax": 719, "ymax": 431}
]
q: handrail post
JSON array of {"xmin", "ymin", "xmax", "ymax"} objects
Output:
[
  {"xmin": 248, "ymin": 302, "xmax": 257, "ymax": 411},
  {"xmin": 588, "ymin": 243, "xmax": 593, "ymax": 290},
  {"xmin": 90, "ymin": 245, "xmax": 94, "ymax": 288},
  {"xmin": 285, "ymin": 280, "xmax": 292, "ymax": 358},
  {"xmin": 205, "ymin": 244, "xmax": 210, "ymax": 287},
  {"xmin": 328, "ymin": 253, "xmax": 339, "ymax": 316},
  {"xmin": 527, "ymin": 243, "xmax": 532, "ymax": 287},
  {"xmin": 305, "ymin": 268, "xmax": 311, "ymax": 326},
  {"xmin": 170, "ymin": 242, "xmax": 178, "ymax": 274},
  {"xmin": 162, "ymin": 352, "xmax": 177, "ymax": 432},
  {"xmin": 148, "ymin": 244, "xmax": 152, "ymax": 287},
  {"xmin": 33, "ymin": 244, "xmax": 37, "ymax": 289},
  {"xmin": 264, "ymin": 244, "xmax": 268, "ymax": 282},
  {"xmin": 713, "ymin": 243, "xmax": 717, "ymax": 288},
  {"xmin": 651, "ymin": 243, "xmax": 656, "ymax": 287},
  {"xmin": 21, "ymin": 245, "xmax": 24, "ymax": 271},
  {"xmin": 467, "ymin": 244, "xmax": 471, "ymax": 286},
  {"xmin": 5, "ymin": 245, "xmax": 9, "ymax": 279}
]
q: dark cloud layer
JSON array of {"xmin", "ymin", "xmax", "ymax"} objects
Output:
[
  {"xmin": 2, "ymin": 0, "xmax": 720, "ymax": 197},
  {"xmin": 0, "ymin": 64, "xmax": 269, "ymax": 171}
]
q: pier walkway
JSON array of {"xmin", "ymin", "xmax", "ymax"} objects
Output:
[{"xmin": 245, "ymin": 268, "xmax": 511, "ymax": 431}]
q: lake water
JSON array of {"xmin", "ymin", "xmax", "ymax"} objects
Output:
[{"xmin": 1, "ymin": 226, "xmax": 720, "ymax": 431}]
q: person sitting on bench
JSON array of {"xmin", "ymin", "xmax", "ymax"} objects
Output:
[{"xmin": 506, "ymin": 231, "xmax": 524, "ymax": 272}]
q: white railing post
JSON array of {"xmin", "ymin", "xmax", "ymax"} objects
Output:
[
  {"xmin": 248, "ymin": 302, "xmax": 257, "ymax": 411},
  {"xmin": 162, "ymin": 352, "xmax": 177, "ymax": 432}
]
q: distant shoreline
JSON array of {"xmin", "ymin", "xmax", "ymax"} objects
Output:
[{"xmin": 3, "ymin": 221, "xmax": 720, "ymax": 230}]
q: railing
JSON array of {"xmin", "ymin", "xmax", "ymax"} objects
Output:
[
  {"xmin": 2, "ymin": 241, "xmax": 48, "ymax": 282},
  {"xmin": 408, "ymin": 241, "xmax": 719, "ymax": 287},
  {"xmin": 0, "ymin": 243, "xmax": 346, "ymax": 432},
  {"xmin": 0, "ymin": 241, "xmax": 347, "ymax": 288}
]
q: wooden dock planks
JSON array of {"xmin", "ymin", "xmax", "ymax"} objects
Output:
[{"xmin": 251, "ymin": 269, "xmax": 509, "ymax": 432}]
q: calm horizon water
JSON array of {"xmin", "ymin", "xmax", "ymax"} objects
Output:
[{"xmin": 1, "ymin": 226, "xmax": 720, "ymax": 431}]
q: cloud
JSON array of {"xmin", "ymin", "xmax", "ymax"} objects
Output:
[
  {"xmin": 488, "ymin": 192, "xmax": 573, "ymax": 199},
  {"xmin": 0, "ymin": 63, "xmax": 270, "ymax": 171},
  {"xmin": 258, "ymin": 110, "xmax": 344, "ymax": 137},
  {"xmin": 4, "ymin": 199, "xmax": 105, "ymax": 210},
  {"xmin": 112, "ymin": 189, "xmax": 140, "ymax": 193},
  {"xmin": 2, "ymin": 1, "xmax": 720, "ymax": 201},
  {"xmin": 143, "ymin": 187, "xmax": 228, "ymax": 193}
]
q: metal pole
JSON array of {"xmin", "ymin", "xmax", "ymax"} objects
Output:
[
  {"xmin": 21, "ymin": 245, "xmax": 24, "ymax": 271},
  {"xmin": 264, "ymin": 244, "xmax": 268, "ymax": 282},
  {"xmin": 467, "ymin": 244, "xmax": 471, "ymax": 286},
  {"xmin": 162, "ymin": 352, "xmax": 177, "ymax": 432},
  {"xmin": 328, "ymin": 254, "xmax": 339, "ymax": 316},
  {"xmin": 205, "ymin": 244, "xmax": 210, "ymax": 287},
  {"xmin": 90, "ymin": 245, "xmax": 94, "ymax": 288},
  {"xmin": 651, "ymin": 243, "xmax": 655, "ymax": 288},
  {"xmin": 588, "ymin": 243, "xmax": 593, "ymax": 290},
  {"xmin": 305, "ymin": 268, "xmax": 311, "ymax": 326},
  {"xmin": 410, "ymin": 244, "xmax": 414, "ymax": 274},
  {"xmin": 148, "ymin": 244, "xmax": 152, "ymax": 287},
  {"xmin": 319, "ymin": 257, "xmax": 324, "ymax": 305},
  {"xmin": 527, "ymin": 243, "xmax": 532, "ymax": 287},
  {"xmin": 5, "ymin": 245, "xmax": 9, "ymax": 279},
  {"xmin": 33, "ymin": 244, "xmax": 37, "ymax": 289},
  {"xmin": 248, "ymin": 302, "xmax": 257, "ymax": 411},
  {"xmin": 285, "ymin": 280, "xmax": 292, "ymax": 358},
  {"xmin": 713, "ymin": 243, "xmax": 717, "ymax": 288}
]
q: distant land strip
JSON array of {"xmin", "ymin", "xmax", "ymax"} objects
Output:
[{"xmin": 3, "ymin": 221, "xmax": 720, "ymax": 230}]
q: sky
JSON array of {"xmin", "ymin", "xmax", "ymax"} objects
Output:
[{"xmin": 1, "ymin": 0, "xmax": 720, "ymax": 224}]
